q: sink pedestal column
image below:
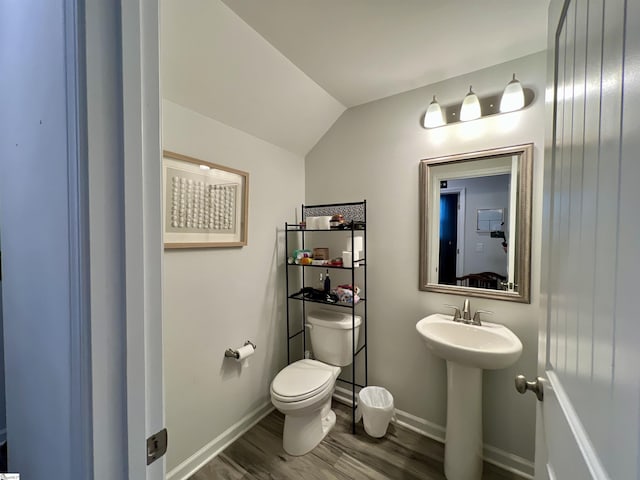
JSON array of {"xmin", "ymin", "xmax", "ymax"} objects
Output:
[{"xmin": 445, "ymin": 361, "xmax": 483, "ymax": 480}]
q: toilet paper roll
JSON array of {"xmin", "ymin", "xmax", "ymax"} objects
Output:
[
  {"xmin": 236, "ymin": 344, "xmax": 255, "ymax": 368},
  {"xmin": 346, "ymin": 236, "xmax": 363, "ymax": 256},
  {"xmin": 236, "ymin": 344, "xmax": 255, "ymax": 361},
  {"xmin": 342, "ymin": 250, "xmax": 353, "ymax": 268},
  {"xmin": 317, "ymin": 216, "xmax": 331, "ymax": 230}
]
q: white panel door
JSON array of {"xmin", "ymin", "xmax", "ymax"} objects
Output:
[{"xmin": 534, "ymin": 0, "xmax": 640, "ymax": 478}]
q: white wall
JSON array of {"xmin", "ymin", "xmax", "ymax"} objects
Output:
[
  {"xmin": 162, "ymin": 100, "xmax": 304, "ymax": 475},
  {"xmin": 305, "ymin": 51, "xmax": 546, "ymax": 468},
  {"xmin": 161, "ymin": 0, "xmax": 345, "ymax": 156}
]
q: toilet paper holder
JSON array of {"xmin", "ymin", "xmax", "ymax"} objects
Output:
[{"xmin": 225, "ymin": 340, "xmax": 257, "ymax": 359}]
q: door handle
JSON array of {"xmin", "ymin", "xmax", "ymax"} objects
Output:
[{"xmin": 515, "ymin": 375, "xmax": 543, "ymax": 401}]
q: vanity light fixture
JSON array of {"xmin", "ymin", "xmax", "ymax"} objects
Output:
[
  {"xmin": 499, "ymin": 74, "xmax": 525, "ymax": 113},
  {"xmin": 423, "ymin": 95, "xmax": 445, "ymax": 128},
  {"xmin": 459, "ymin": 86, "xmax": 481, "ymax": 121},
  {"xmin": 423, "ymin": 74, "xmax": 534, "ymax": 129}
]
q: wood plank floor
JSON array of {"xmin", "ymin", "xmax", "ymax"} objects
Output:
[{"xmin": 190, "ymin": 401, "xmax": 525, "ymax": 480}]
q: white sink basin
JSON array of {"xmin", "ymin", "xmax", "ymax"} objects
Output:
[{"xmin": 416, "ymin": 313, "xmax": 522, "ymax": 370}]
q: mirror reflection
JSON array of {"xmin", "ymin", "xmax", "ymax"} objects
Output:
[{"xmin": 419, "ymin": 144, "xmax": 533, "ymax": 303}]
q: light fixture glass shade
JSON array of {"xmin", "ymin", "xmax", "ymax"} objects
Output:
[
  {"xmin": 424, "ymin": 95, "xmax": 445, "ymax": 128},
  {"xmin": 500, "ymin": 74, "xmax": 525, "ymax": 112},
  {"xmin": 460, "ymin": 86, "xmax": 481, "ymax": 121}
]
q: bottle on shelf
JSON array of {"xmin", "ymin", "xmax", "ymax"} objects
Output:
[
  {"xmin": 324, "ymin": 269, "xmax": 331, "ymax": 293},
  {"xmin": 317, "ymin": 272, "xmax": 324, "ymax": 290}
]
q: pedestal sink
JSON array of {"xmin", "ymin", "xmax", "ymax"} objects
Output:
[{"xmin": 416, "ymin": 313, "xmax": 522, "ymax": 480}]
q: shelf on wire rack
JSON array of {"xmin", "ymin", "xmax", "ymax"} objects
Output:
[
  {"xmin": 287, "ymin": 261, "xmax": 366, "ymax": 270},
  {"xmin": 287, "ymin": 291, "xmax": 365, "ymax": 307}
]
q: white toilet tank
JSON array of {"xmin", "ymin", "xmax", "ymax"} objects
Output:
[{"xmin": 307, "ymin": 309, "xmax": 361, "ymax": 367}]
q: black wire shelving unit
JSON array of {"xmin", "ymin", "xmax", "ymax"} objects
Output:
[{"xmin": 284, "ymin": 200, "xmax": 368, "ymax": 434}]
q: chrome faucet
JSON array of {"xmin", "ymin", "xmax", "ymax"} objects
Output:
[
  {"xmin": 445, "ymin": 298, "xmax": 491, "ymax": 325},
  {"xmin": 462, "ymin": 298, "xmax": 471, "ymax": 321}
]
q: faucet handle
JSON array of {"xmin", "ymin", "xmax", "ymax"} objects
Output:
[
  {"xmin": 443, "ymin": 304, "xmax": 462, "ymax": 322},
  {"xmin": 472, "ymin": 309, "xmax": 493, "ymax": 325}
]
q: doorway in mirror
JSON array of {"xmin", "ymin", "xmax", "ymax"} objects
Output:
[{"xmin": 438, "ymin": 192, "xmax": 458, "ymax": 285}]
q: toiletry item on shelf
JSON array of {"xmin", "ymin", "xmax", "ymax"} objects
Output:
[
  {"xmin": 317, "ymin": 216, "xmax": 331, "ymax": 230},
  {"xmin": 318, "ymin": 272, "xmax": 324, "ymax": 290},
  {"xmin": 334, "ymin": 284, "xmax": 361, "ymax": 304},
  {"xmin": 293, "ymin": 249, "xmax": 312, "ymax": 264},
  {"xmin": 324, "ymin": 269, "xmax": 331, "ymax": 293},
  {"xmin": 330, "ymin": 214, "xmax": 345, "ymax": 228},
  {"xmin": 346, "ymin": 235, "xmax": 363, "ymax": 266},
  {"xmin": 313, "ymin": 247, "xmax": 329, "ymax": 260},
  {"xmin": 350, "ymin": 236, "xmax": 364, "ymax": 252},
  {"xmin": 326, "ymin": 257, "xmax": 343, "ymax": 267}
]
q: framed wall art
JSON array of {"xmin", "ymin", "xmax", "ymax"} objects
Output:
[{"xmin": 163, "ymin": 150, "xmax": 249, "ymax": 248}]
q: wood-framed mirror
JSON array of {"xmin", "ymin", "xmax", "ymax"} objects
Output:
[{"xmin": 419, "ymin": 143, "xmax": 533, "ymax": 303}]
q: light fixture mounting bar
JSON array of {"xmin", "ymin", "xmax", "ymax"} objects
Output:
[{"xmin": 426, "ymin": 88, "xmax": 535, "ymax": 128}]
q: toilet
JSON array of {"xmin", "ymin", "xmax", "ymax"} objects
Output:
[{"xmin": 270, "ymin": 309, "xmax": 361, "ymax": 456}]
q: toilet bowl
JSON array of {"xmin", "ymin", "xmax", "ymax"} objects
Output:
[
  {"xmin": 270, "ymin": 359, "xmax": 340, "ymax": 455},
  {"xmin": 271, "ymin": 309, "xmax": 361, "ymax": 456}
]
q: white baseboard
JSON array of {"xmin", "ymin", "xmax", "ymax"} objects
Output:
[
  {"xmin": 332, "ymin": 385, "xmax": 359, "ymax": 406},
  {"xmin": 483, "ymin": 444, "xmax": 534, "ymax": 479},
  {"xmin": 166, "ymin": 401, "xmax": 274, "ymax": 480},
  {"xmin": 333, "ymin": 386, "xmax": 533, "ymax": 479}
]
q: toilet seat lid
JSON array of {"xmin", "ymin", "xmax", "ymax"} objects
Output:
[{"xmin": 271, "ymin": 360, "xmax": 335, "ymax": 402}]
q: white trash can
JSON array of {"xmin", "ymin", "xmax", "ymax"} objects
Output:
[{"xmin": 356, "ymin": 386, "xmax": 395, "ymax": 438}]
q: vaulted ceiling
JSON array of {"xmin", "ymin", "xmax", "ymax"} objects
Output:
[
  {"xmin": 161, "ymin": 1, "xmax": 549, "ymax": 156},
  {"xmin": 221, "ymin": 0, "xmax": 549, "ymax": 107}
]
